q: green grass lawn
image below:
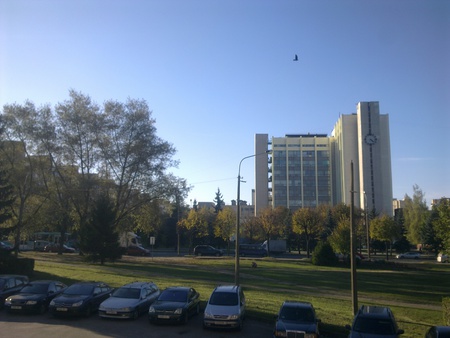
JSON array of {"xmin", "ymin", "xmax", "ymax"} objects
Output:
[{"xmin": 21, "ymin": 252, "xmax": 449, "ymax": 337}]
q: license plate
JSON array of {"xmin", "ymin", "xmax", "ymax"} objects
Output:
[
  {"xmin": 57, "ymin": 307, "xmax": 68, "ymax": 312},
  {"xmin": 11, "ymin": 306, "xmax": 22, "ymax": 310},
  {"xmin": 106, "ymin": 311, "xmax": 117, "ymax": 314},
  {"xmin": 158, "ymin": 315, "xmax": 170, "ymax": 319}
]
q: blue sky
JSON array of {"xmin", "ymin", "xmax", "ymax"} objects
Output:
[{"xmin": 1, "ymin": 0, "xmax": 449, "ymax": 207}]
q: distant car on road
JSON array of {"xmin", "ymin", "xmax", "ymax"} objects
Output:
[
  {"xmin": 125, "ymin": 246, "xmax": 150, "ymax": 256},
  {"xmin": 0, "ymin": 241, "xmax": 14, "ymax": 252},
  {"xmin": 43, "ymin": 243, "xmax": 76, "ymax": 253},
  {"xmin": 345, "ymin": 305, "xmax": 404, "ymax": 337},
  {"xmin": 239, "ymin": 244, "xmax": 267, "ymax": 257},
  {"xmin": 193, "ymin": 245, "xmax": 223, "ymax": 257},
  {"xmin": 396, "ymin": 251, "xmax": 421, "ymax": 259},
  {"xmin": 273, "ymin": 301, "xmax": 321, "ymax": 338},
  {"xmin": 4, "ymin": 280, "xmax": 67, "ymax": 314},
  {"xmin": 148, "ymin": 286, "xmax": 200, "ymax": 324},
  {"xmin": 437, "ymin": 253, "xmax": 449, "ymax": 263},
  {"xmin": 99, "ymin": 281, "xmax": 160, "ymax": 319},
  {"xmin": 49, "ymin": 281, "xmax": 112, "ymax": 317}
]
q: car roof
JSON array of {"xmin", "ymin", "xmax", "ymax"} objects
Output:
[
  {"xmin": 357, "ymin": 305, "xmax": 392, "ymax": 318},
  {"xmin": 163, "ymin": 286, "xmax": 191, "ymax": 291},
  {"xmin": 281, "ymin": 301, "xmax": 314, "ymax": 308},
  {"xmin": 121, "ymin": 281, "xmax": 154, "ymax": 288},
  {"xmin": 70, "ymin": 281, "xmax": 108, "ymax": 286},
  {"xmin": 213, "ymin": 285, "xmax": 240, "ymax": 293}
]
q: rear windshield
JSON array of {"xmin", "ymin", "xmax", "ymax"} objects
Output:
[{"xmin": 209, "ymin": 291, "xmax": 238, "ymax": 306}]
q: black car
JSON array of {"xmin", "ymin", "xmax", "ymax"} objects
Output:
[
  {"xmin": 345, "ymin": 305, "xmax": 404, "ymax": 337},
  {"xmin": 273, "ymin": 301, "xmax": 320, "ymax": 337},
  {"xmin": 0, "ymin": 275, "xmax": 29, "ymax": 309},
  {"xmin": 425, "ymin": 326, "xmax": 450, "ymax": 338},
  {"xmin": 193, "ymin": 245, "xmax": 223, "ymax": 257},
  {"xmin": 148, "ymin": 286, "xmax": 200, "ymax": 324},
  {"xmin": 4, "ymin": 280, "xmax": 67, "ymax": 314},
  {"xmin": 49, "ymin": 281, "xmax": 112, "ymax": 317}
]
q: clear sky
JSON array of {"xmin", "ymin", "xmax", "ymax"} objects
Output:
[{"xmin": 1, "ymin": 0, "xmax": 449, "ymax": 207}]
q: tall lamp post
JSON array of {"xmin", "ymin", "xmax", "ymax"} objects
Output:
[{"xmin": 235, "ymin": 151, "xmax": 269, "ymax": 285}]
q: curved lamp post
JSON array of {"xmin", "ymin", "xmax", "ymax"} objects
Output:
[{"xmin": 235, "ymin": 151, "xmax": 269, "ymax": 285}]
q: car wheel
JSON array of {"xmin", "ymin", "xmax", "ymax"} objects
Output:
[{"xmin": 183, "ymin": 312, "xmax": 189, "ymax": 324}]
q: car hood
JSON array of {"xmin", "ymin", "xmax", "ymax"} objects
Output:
[
  {"xmin": 276, "ymin": 320, "xmax": 318, "ymax": 333},
  {"xmin": 53, "ymin": 294, "xmax": 90, "ymax": 304},
  {"xmin": 100, "ymin": 297, "xmax": 139, "ymax": 309},
  {"xmin": 152, "ymin": 301, "xmax": 186, "ymax": 310},
  {"xmin": 10, "ymin": 293, "xmax": 45, "ymax": 301},
  {"xmin": 205, "ymin": 304, "xmax": 241, "ymax": 316}
]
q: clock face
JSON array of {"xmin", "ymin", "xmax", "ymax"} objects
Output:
[{"xmin": 365, "ymin": 133, "xmax": 377, "ymax": 145}]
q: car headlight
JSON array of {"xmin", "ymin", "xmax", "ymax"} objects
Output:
[
  {"xmin": 120, "ymin": 307, "xmax": 132, "ymax": 312},
  {"xmin": 72, "ymin": 301, "xmax": 83, "ymax": 307},
  {"xmin": 4, "ymin": 298, "xmax": 11, "ymax": 306},
  {"xmin": 274, "ymin": 330, "xmax": 287, "ymax": 338},
  {"xmin": 305, "ymin": 334, "xmax": 318, "ymax": 338},
  {"xmin": 204, "ymin": 312, "xmax": 214, "ymax": 319},
  {"xmin": 26, "ymin": 300, "xmax": 37, "ymax": 305},
  {"xmin": 229, "ymin": 314, "xmax": 239, "ymax": 320},
  {"xmin": 174, "ymin": 308, "xmax": 183, "ymax": 315},
  {"xmin": 149, "ymin": 306, "xmax": 155, "ymax": 313}
]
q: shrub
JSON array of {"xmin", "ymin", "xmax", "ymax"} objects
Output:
[{"xmin": 312, "ymin": 241, "xmax": 338, "ymax": 266}]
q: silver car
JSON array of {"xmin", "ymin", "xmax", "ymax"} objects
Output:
[
  {"xmin": 203, "ymin": 285, "xmax": 246, "ymax": 330},
  {"xmin": 99, "ymin": 282, "xmax": 160, "ymax": 319}
]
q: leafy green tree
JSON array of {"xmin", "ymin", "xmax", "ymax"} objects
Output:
[
  {"xmin": 312, "ymin": 241, "xmax": 338, "ymax": 266},
  {"xmin": 432, "ymin": 199, "xmax": 450, "ymax": 253},
  {"xmin": 258, "ymin": 206, "xmax": 289, "ymax": 255},
  {"xmin": 214, "ymin": 208, "xmax": 235, "ymax": 254},
  {"xmin": 178, "ymin": 208, "xmax": 209, "ymax": 253},
  {"xmin": 241, "ymin": 216, "xmax": 262, "ymax": 243},
  {"xmin": 0, "ymin": 167, "xmax": 14, "ymax": 226},
  {"xmin": 403, "ymin": 185, "xmax": 429, "ymax": 244},
  {"xmin": 79, "ymin": 194, "xmax": 122, "ymax": 264},
  {"xmin": 370, "ymin": 214, "xmax": 399, "ymax": 260},
  {"xmin": 328, "ymin": 217, "xmax": 351, "ymax": 256},
  {"xmin": 213, "ymin": 188, "xmax": 225, "ymax": 213},
  {"xmin": 292, "ymin": 207, "xmax": 324, "ymax": 258}
]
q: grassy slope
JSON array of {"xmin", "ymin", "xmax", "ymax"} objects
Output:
[{"xmin": 23, "ymin": 252, "xmax": 448, "ymax": 337}]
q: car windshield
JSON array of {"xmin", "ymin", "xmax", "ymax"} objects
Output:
[
  {"xmin": 64, "ymin": 284, "xmax": 94, "ymax": 295},
  {"xmin": 21, "ymin": 283, "xmax": 48, "ymax": 294},
  {"xmin": 158, "ymin": 290, "xmax": 187, "ymax": 302},
  {"xmin": 353, "ymin": 318, "xmax": 395, "ymax": 334},
  {"xmin": 112, "ymin": 288, "xmax": 140, "ymax": 299},
  {"xmin": 209, "ymin": 292, "xmax": 238, "ymax": 306},
  {"xmin": 279, "ymin": 307, "xmax": 314, "ymax": 322}
]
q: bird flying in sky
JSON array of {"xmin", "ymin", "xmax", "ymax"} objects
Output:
[{"xmin": 293, "ymin": 54, "xmax": 298, "ymax": 61}]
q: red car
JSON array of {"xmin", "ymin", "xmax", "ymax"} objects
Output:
[{"xmin": 43, "ymin": 243, "xmax": 76, "ymax": 253}]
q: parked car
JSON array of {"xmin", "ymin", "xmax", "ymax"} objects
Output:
[
  {"xmin": 43, "ymin": 243, "xmax": 76, "ymax": 253},
  {"xmin": 273, "ymin": 301, "xmax": 321, "ymax": 338},
  {"xmin": 33, "ymin": 240, "xmax": 51, "ymax": 252},
  {"xmin": 99, "ymin": 281, "xmax": 160, "ymax": 319},
  {"xmin": 203, "ymin": 285, "xmax": 246, "ymax": 330},
  {"xmin": 0, "ymin": 275, "xmax": 29, "ymax": 309},
  {"xmin": 396, "ymin": 251, "xmax": 421, "ymax": 259},
  {"xmin": 125, "ymin": 246, "xmax": 150, "ymax": 256},
  {"xmin": 49, "ymin": 281, "xmax": 112, "ymax": 317},
  {"xmin": 239, "ymin": 244, "xmax": 267, "ymax": 257},
  {"xmin": 0, "ymin": 241, "xmax": 14, "ymax": 252},
  {"xmin": 425, "ymin": 326, "xmax": 450, "ymax": 337},
  {"xmin": 4, "ymin": 280, "xmax": 67, "ymax": 314},
  {"xmin": 193, "ymin": 245, "xmax": 223, "ymax": 257},
  {"xmin": 345, "ymin": 305, "xmax": 404, "ymax": 337},
  {"xmin": 148, "ymin": 286, "xmax": 200, "ymax": 324},
  {"xmin": 437, "ymin": 253, "xmax": 449, "ymax": 263}
]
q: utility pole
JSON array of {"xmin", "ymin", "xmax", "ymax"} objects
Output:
[{"xmin": 350, "ymin": 161, "xmax": 358, "ymax": 315}]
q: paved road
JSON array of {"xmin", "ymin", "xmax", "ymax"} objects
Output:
[{"xmin": 0, "ymin": 310, "xmax": 274, "ymax": 338}]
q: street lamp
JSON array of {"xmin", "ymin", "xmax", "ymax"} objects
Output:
[{"xmin": 235, "ymin": 150, "xmax": 269, "ymax": 285}]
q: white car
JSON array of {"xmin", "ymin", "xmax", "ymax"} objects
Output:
[
  {"xmin": 396, "ymin": 252, "xmax": 421, "ymax": 259},
  {"xmin": 437, "ymin": 253, "xmax": 449, "ymax": 263}
]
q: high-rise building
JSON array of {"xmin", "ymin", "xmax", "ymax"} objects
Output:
[{"xmin": 255, "ymin": 101, "xmax": 393, "ymax": 216}]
